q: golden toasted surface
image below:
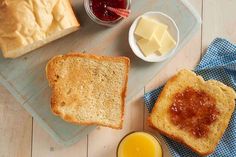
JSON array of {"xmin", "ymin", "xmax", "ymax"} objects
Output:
[
  {"xmin": 46, "ymin": 52, "xmax": 130, "ymax": 129},
  {"xmin": 0, "ymin": 0, "xmax": 79, "ymax": 58},
  {"xmin": 149, "ymin": 69, "xmax": 236, "ymax": 156}
]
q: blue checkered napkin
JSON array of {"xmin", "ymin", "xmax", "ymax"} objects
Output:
[{"xmin": 144, "ymin": 38, "xmax": 236, "ymax": 157}]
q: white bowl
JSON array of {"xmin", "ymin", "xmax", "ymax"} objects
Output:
[{"xmin": 129, "ymin": 12, "xmax": 179, "ymax": 62}]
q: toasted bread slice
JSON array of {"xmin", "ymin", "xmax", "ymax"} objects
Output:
[
  {"xmin": 149, "ymin": 69, "xmax": 236, "ymax": 155},
  {"xmin": 46, "ymin": 52, "xmax": 130, "ymax": 129}
]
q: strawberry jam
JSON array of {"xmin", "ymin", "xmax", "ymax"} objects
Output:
[
  {"xmin": 169, "ymin": 87, "xmax": 219, "ymax": 138},
  {"xmin": 90, "ymin": 0, "xmax": 127, "ymax": 21}
]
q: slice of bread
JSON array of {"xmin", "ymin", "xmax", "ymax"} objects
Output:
[
  {"xmin": 149, "ymin": 69, "xmax": 236, "ymax": 155},
  {"xmin": 46, "ymin": 52, "xmax": 130, "ymax": 129}
]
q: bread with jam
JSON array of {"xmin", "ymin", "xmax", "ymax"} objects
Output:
[{"xmin": 148, "ymin": 69, "xmax": 236, "ymax": 156}]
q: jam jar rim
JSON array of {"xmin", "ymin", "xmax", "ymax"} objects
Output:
[{"xmin": 84, "ymin": 0, "xmax": 131, "ymax": 27}]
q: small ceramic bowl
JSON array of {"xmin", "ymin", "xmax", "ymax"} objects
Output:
[{"xmin": 129, "ymin": 11, "xmax": 179, "ymax": 62}]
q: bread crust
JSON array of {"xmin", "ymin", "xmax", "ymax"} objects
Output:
[
  {"xmin": 148, "ymin": 69, "xmax": 236, "ymax": 156},
  {"xmin": 148, "ymin": 118, "xmax": 215, "ymax": 156},
  {"xmin": 64, "ymin": 0, "xmax": 80, "ymax": 27},
  {"xmin": 46, "ymin": 52, "xmax": 130, "ymax": 129}
]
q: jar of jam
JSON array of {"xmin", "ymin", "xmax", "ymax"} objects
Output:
[{"xmin": 84, "ymin": 0, "xmax": 131, "ymax": 26}]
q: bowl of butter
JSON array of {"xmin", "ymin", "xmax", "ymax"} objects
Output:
[{"xmin": 129, "ymin": 12, "xmax": 179, "ymax": 62}]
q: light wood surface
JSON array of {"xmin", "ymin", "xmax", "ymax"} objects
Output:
[
  {"xmin": 202, "ymin": 0, "xmax": 236, "ymax": 51},
  {"xmin": 1, "ymin": 0, "xmax": 236, "ymax": 157},
  {"xmin": 0, "ymin": 85, "xmax": 32, "ymax": 157}
]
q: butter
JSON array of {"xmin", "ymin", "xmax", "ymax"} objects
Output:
[
  {"xmin": 137, "ymin": 36, "xmax": 160, "ymax": 56},
  {"xmin": 154, "ymin": 22, "xmax": 168, "ymax": 45},
  {"xmin": 157, "ymin": 31, "xmax": 176, "ymax": 55},
  {"xmin": 134, "ymin": 17, "xmax": 176, "ymax": 57},
  {"xmin": 135, "ymin": 17, "xmax": 159, "ymax": 40}
]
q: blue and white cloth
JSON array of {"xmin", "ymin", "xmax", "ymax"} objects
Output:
[{"xmin": 144, "ymin": 38, "xmax": 236, "ymax": 157}]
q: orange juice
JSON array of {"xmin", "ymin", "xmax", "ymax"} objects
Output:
[{"xmin": 117, "ymin": 132, "xmax": 162, "ymax": 157}]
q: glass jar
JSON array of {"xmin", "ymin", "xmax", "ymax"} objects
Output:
[{"xmin": 84, "ymin": 0, "xmax": 131, "ymax": 27}]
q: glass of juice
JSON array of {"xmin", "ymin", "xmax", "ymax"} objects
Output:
[
  {"xmin": 84, "ymin": 0, "xmax": 131, "ymax": 26},
  {"xmin": 117, "ymin": 132, "xmax": 163, "ymax": 157}
]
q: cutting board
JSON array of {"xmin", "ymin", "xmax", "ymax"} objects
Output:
[{"xmin": 0, "ymin": 0, "xmax": 200, "ymax": 145}]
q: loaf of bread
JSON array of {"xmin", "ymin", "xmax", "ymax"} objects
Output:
[
  {"xmin": 149, "ymin": 69, "xmax": 236, "ymax": 155},
  {"xmin": 46, "ymin": 52, "xmax": 130, "ymax": 129},
  {"xmin": 0, "ymin": 0, "xmax": 79, "ymax": 58}
]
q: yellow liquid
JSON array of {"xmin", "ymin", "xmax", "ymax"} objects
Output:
[{"xmin": 117, "ymin": 132, "xmax": 162, "ymax": 157}]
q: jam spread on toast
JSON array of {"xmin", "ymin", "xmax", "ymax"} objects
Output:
[{"xmin": 169, "ymin": 87, "xmax": 219, "ymax": 138}]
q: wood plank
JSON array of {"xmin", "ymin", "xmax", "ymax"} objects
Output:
[
  {"xmin": 32, "ymin": 121, "xmax": 87, "ymax": 157},
  {"xmin": 144, "ymin": 0, "xmax": 202, "ymax": 156},
  {"xmin": 0, "ymin": 85, "xmax": 32, "ymax": 157},
  {"xmin": 202, "ymin": 0, "xmax": 236, "ymax": 52},
  {"xmin": 87, "ymin": 91, "xmax": 144, "ymax": 157}
]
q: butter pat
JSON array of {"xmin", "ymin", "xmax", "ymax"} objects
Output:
[
  {"xmin": 154, "ymin": 22, "xmax": 168, "ymax": 45},
  {"xmin": 134, "ymin": 16, "xmax": 176, "ymax": 57},
  {"xmin": 137, "ymin": 36, "xmax": 160, "ymax": 56},
  {"xmin": 157, "ymin": 31, "xmax": 176, "ymax": 55},
  {"xmin": 135, "ymin": 17, "xmax": 159, "ymax": 40}
]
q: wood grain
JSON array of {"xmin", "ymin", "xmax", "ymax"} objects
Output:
[
  {"xmin": 202, "ymin": 0, "xmax": 236, "ymax": 52},
  {"xmin": 32, "ymin": 122, "xmax": 87, "ymax": 157},
  {"xmin": 0, "ymin": 85, "xmax": 32, "ymax": 157}
]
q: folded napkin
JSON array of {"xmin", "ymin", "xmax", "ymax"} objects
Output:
[{"xmin": 144, "ymin": 38, "xmax": 236, "ymax": 157}]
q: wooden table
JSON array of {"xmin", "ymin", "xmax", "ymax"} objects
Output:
[{"xmin": 1, "ymin": 0, "xmax": 236, "ymax": 157}]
